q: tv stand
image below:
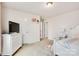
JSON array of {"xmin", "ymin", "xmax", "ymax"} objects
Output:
[{"xmin": 2, "ymin": 33, "xmax": 22, "ymax": 56}]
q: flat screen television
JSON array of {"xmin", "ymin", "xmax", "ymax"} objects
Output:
[{"xmin": 9, "ymin": 21, "xmax": 20, "ymax": 33}]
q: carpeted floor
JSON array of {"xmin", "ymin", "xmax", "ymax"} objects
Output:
[{"xmin": 14, "ymin": 39, "xmax": 54, "ymax": 56}]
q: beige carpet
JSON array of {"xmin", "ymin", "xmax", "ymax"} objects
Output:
[{"xmin": 14, "ymin": 39, "xmax": 54, "ymax": 56}]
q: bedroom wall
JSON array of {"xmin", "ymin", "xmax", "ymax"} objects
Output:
[
  {"xmin": 1, "ymin": 7, "xmax": 40, "ymax": 44},
  {"xmin": 48, "ymin": 10, "xmax": 79, "ymax": 40}
]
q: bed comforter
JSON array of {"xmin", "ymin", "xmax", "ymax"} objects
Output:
[{"xmin": 54, "ymin": 38, "xmax": 79, "ymax": 56}]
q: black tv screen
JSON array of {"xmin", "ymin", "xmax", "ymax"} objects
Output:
[{"xmin": 9, "ymin": 21, "xmax": 20, "ymax": 33}]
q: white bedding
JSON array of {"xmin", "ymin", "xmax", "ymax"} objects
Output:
[{"xmin": 55, "ymin": 38, "xmax": 79, "ymax": 56}]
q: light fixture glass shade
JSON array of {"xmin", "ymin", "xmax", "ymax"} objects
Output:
[{"xmin": 46, "ymin": 2, "xmax": 53, "ymax": 7}]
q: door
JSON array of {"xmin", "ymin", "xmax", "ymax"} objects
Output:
[
  {"xmin": 23, "ymin": 21, "xmax": 40, "ymax": 44},
  {"xmin": 40, "ymin": 18, "xmax": 45, "ymax": 39}
]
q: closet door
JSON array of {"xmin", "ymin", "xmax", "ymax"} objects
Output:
[{"xmin": 0, "ymin": 3, "xmax": 1, "ymax": 54}]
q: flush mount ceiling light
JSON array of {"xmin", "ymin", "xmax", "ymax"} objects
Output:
[{"xmin": 46, "ymin": 2, "xmax": 53, "ymax": 7}]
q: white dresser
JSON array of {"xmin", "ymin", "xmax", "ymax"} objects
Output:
[{"xmin": 2, "ymin": 33, "xmax": 22, "ymax": 56}]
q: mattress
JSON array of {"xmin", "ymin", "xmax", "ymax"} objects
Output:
[{"xmin": 55, "ymin": 38, "xmax": 79, "ymax": 56}]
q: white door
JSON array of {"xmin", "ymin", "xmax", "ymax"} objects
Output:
[
  {"xmin": 32, "ymin": 22, "xmax": 40, "ymax": 43},
  {"xmin": 22, "ymin": 22, "xmax": 33, "ymax": 44},
  {"xmin": 23, "ymin": 22, "xmax": 40, "ymax": 44},
  {"xmin": 40, "ymin": 21, "xmax": 45, "ymax": 39}
]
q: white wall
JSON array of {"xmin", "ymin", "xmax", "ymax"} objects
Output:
[
  {"xmin": 44, "ymin": 22, "xmax": 48, "ymax": 38},
  {"xmin": 0, "ymin": 3, "xmax": 1, "ymax": 54},
  {"xmin": 48, "ymin": 10, "xmax": 79, "ymax": 40},
  {"xmin": 2, "ymin": 7, "xmax": 40, "ymax": 44}
]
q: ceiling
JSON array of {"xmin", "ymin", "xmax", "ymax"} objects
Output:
[{"xmin": 2, "ymin": 2, "xmax": 79, "ymax": 18}]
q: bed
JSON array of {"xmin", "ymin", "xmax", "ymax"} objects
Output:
[
  {"xmin": 54, "ymin": 37, "xmax": 79, "ymax": 56},
  {"xmin": 51, "ymin": 25, "xmax": 79, "ymax": 56}
]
